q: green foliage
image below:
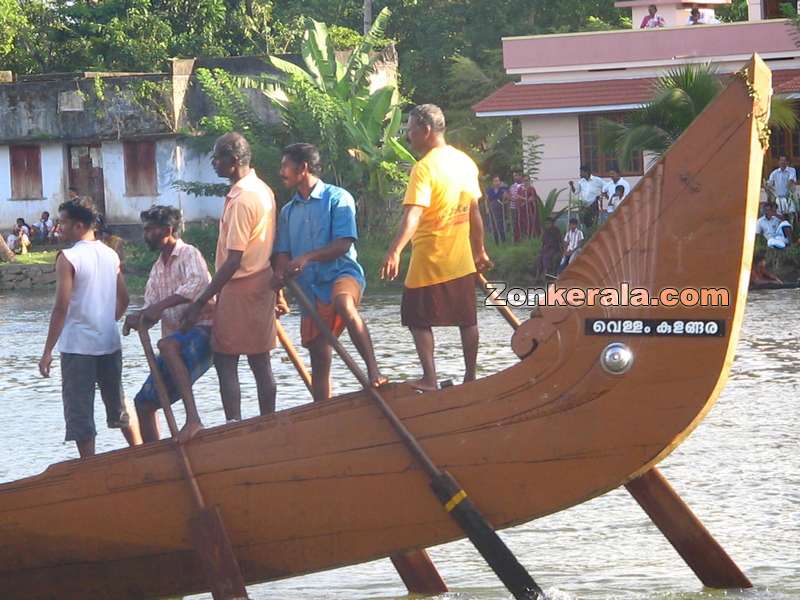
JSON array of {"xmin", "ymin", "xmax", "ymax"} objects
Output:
[
  {"xmin": 600, "ymin": 64, "xmax": 799, "ymax": 169},
  {"xmin": 229, "ymin": 9, "xmax": 414, "ymax": 232},
  {"xmin": 193, "ymin": 67, "xmax": 284, "ymax": 191},
  {"xmin": 717, "ymin": 0, "xmax": 749, "ymax": 21},
  {"xmin": 444, "ymin": 53, "xmax": 525, "ymax": 179},
  {"xmin": 536, "ymin": 188, "xmax": 568, "ymax": 225},
  {"xmin": 486, "ymin": 238, "xmax": 543, "ymax": 286},
  {"xmin": 0, "ymin": 0, "xmax": 24, "ymax": 58}
]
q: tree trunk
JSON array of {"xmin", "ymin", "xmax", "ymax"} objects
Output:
[{"xmin": 363, "ymin": 0, "xmax": 373, "ymax": 35}]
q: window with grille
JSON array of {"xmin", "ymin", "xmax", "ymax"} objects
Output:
[{"xmin": 579, "ymin": 112, "xmax": 643, "ymax": 177}]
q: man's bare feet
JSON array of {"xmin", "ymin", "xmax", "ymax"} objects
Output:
[
  {"xmin": 408, "ymin": 378, "xmax": 438, "ymax": 393},
  {"xmin": 368, "ymin": 368, "xmax": 388, "ymax": 388},
  {"xmin": 176, "ymin": 419, "xmax": 203, "ymax": 444}
]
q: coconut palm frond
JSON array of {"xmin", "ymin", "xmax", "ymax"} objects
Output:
[{"xmin": 770, "ymin": 96, "xmax": 799, "ymax": 132}]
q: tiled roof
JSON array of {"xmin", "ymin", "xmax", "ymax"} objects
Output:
[{"xmin": 474, "ymin": 68, "xmax": 800, "ymax": 114}]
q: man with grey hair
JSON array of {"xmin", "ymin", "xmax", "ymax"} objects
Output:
[
  {"xmin": 182, "ymin": 132, "xmax": 279, "ymax": 420},
  {"xmin": 380, "ymin": 104, "xmax": 492, "ymax": 392}
]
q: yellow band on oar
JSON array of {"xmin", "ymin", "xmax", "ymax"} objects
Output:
[{"xmin": 444, "ymin": 490, "xmax": 467, "ymax": 513}]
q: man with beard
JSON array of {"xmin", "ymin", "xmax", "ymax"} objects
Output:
[
  {"xmin": 124, "ymin": 206, "xmax": 214, "ymax": 443},
  {"xmin": 181, "ymin": 132, "xmax": 278, "ymax": 419}
]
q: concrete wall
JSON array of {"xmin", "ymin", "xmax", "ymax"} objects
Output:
[
  {"xmin": 521, "ymin": 114, "xmax": 642, "ymax": 208},
  {"xmin": 0, "ymin": 138, "xmax": 228, "ymax": 229},
  {"xmin": 0, "ymin": 75, "xmax": 171, "ymax": 144},
  {"xmin": 0, "ymin": 142, "xmax": 68, "ymax": 229}
]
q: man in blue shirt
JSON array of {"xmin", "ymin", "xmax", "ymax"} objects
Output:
[
  {"xmin": 485, "ymin": 175, "xmax": 508, "ymax": 244},
  {"xmin": 273, "ymin": 143, "xmax": 386, "ymax": 401}
]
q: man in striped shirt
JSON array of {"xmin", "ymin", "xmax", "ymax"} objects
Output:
[
  {"xmin": 558, "ymin": 217, "xmax": 584, "ymax": 273},
  {"xmin": 124, "ymin": 206, "xmax": 215, "ymax": 444}
]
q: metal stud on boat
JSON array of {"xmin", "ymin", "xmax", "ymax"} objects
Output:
[{"xmin": 600, "ymin": 342, "xmax": 634, "ymax": 375}]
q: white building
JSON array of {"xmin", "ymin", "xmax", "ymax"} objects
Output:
[{"xmin": 474, "ymin": 1, "xmax": 800, "ymax": 201}]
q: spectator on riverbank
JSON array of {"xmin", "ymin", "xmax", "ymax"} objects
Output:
[
  {"xmin": 559, "ymin": 217, "xmax": 584, "ymax": 273},
  {"xmin": 124, "ymin": 205, "xmax": 215, "ymax": 444},
  {"xmin": 756, "ymin": 202, "xmax": 792, "ymax": 249},
  {"xmin": 688, "ymin": 7, "xmax": 720, "ymax": 25},
  {"xmin": 766, "ymin": 156, "xmax": 796, "ymax": 220},
  {"xmin": 750, "ymin": 251, "xmax": 782, "ymax": 286},
  {"xmin": 570, "ymin": 165, "xmax": 605, "ymax": 228},
  {"xmin": 6, "ymin": 218, "xmax": 31, "ymax": 254},
  {"xmin": 485, "ymin": 175, "xmax": 508, "ymax": 244},
  {"xmin": 640, "ymin": 4, "xmax": 665, "ymax": 28},
  {"xmin": 603, "ymin": 167, "xmax": 631, "ymax": 201},
  {"xmin": 536, "ymin": 218, "xmax": 562, "ymax": 280},
  {"xmin": 509, "ymin": 171, "xmax": 525, "ymax": 242},
  {"xmin": 601, "ymin": 184, "xmax": 626, "ymax": 224},
  {"xmin": 519, "ymin": 174, "xmax": 542, "ymax": 238},
  {"xmin": 35, "ymin": 212, "xmax": 54, "ymax": 244}
]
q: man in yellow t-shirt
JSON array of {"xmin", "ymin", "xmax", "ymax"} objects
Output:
[{"xmin": 380, "ymin": 104, "xmax": 492, "ymax": 392}]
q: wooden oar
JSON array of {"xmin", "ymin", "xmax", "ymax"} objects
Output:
[
  {"xmin": 286, "ymin": 279, "xmax": 543, "ymax": 600},
  {"xmin": 137, "ymin": 327, "xmax": 249, "ymax": 600},
  {"xmin": 273, "ymin": 319, "xmax": 448, "ymax": 594},
  {"xmin": 475, "ymin": 273, "xmax": 752, "ymax": 589}
]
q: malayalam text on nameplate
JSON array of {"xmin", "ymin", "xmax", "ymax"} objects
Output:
[{"xmin": 585, "ymin": 319, "xmax": 726, "ymax": 337}]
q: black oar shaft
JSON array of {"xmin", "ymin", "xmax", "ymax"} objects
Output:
[{"xmin": 286, "ymin": 279, "xmax": 543, "ymax": 600}]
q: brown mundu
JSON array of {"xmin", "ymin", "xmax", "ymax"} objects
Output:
[{"xmin": 0, "ymin": 56, "xmax": 768, "ymax": 599}]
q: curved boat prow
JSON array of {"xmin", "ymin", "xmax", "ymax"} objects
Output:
[{"xmin": 0, "ymin": 56, "xmax": 770, "ymax": 600}]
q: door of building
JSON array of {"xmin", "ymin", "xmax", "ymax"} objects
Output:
[{"xmin": 68, "ymin": 144, "xmax": 106, "ymax": 215}]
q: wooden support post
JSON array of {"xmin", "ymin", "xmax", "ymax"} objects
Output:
[
  {"xmin": 625, "ymin": 469, "xmax": 752, "ymax": 589},
  {"xmin": 275, "ymin": 320, "xmax": 448, "ymax": 595},
  {"xmin": 476, "ymin": 273, "xmax": 752, "ymax": 590}
]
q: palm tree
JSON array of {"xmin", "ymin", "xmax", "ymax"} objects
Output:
[{"xmin": 600, "ymin": 63, "xmax": 798, "ymax": 169}]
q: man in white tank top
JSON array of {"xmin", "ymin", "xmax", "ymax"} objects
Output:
[{"xmin": 38, "ymin": 198, "xmax": 141, "ymax": 457}]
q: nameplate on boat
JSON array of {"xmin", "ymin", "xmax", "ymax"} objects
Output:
[{"xmin": 585, "ymin": 319, "xmax": 726, "ymax": 337}]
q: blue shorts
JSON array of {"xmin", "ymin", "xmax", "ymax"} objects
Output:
[{"xmin": 134, "ymin": 326, "xmax": 213, "ymax": 411}]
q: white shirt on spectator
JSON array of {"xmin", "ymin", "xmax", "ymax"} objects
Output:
[
  {"xmin": 767, "ymin": 166, "xmax": 796, "ymax": 199},
  {"xmin": 756, "ymin": 215, "xmax": 790, "ymax": 242},
  {"xmin": 688, "ymin": 12, "xmax": 720, "ymax": 25},
  {"xmin": 564, "ymin": 228, "xmax": 584, "ymax": 253},
  {"xmin": 575, "ymin": 175, "xmax": 605, "ymax": 206},
  {"xmin": 607, "ymin": 194, "xmax": 624, "ymax": 214},
  {"xmin": 603, "ymin": 177, "xmax": 631, "ymax": 200}
]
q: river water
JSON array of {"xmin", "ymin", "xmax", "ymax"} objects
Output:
[{"xmin": 0, "ymin": 289, "xmax": 797, "ymax": 600}]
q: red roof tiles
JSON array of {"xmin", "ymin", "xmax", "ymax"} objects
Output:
[{"xmin": 474, "ymin": 68, "xmax": 800, "ymax": 115}]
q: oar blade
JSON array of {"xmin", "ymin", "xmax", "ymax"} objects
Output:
[
  {"xmin": 188, "ymin": 506, "xmax": 249, "ymax": 600},
  {"xmin": 390, "ymin": 550, "xmax": 448, "ymax": 595}
]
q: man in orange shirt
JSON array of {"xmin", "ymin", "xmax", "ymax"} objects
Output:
[
  {"xmin": 182, "ymin": 132, "xmax": 279, "ymax": 419},
  {"xmin": 380, "ymin": 104, "xmax": 491, "ymax": 392}
]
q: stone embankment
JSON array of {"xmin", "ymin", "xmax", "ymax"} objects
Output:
[{"xmin": 0, "ymin": 263, "xmax": 57, "ymax": 290}]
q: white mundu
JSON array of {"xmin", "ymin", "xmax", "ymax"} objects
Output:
[{"xmin": 57, "ymin": 240, "xmax": 122, "ymax": 355}]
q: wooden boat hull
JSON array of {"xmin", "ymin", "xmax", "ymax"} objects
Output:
[{"xmin": 0, "ymin": 57, "xmax": 770, "ymax": 599}]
